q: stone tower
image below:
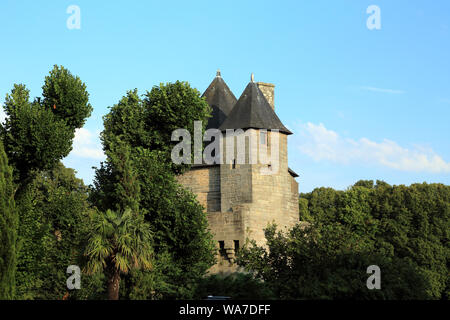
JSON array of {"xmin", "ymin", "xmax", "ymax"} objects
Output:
[{"xmin": 177, "ymin": 71, "xmax": 299, "ymax": 274}]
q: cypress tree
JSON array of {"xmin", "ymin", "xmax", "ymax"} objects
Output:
[{"xmin": 0, "ymin": 141, "xmax": 17, "ymax": 299}]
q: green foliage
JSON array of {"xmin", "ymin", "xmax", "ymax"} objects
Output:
[
  {"xmin": 42, "ymin": 65, "xmax": 93, "ymax": 131},
  {"xmin": 2, "ymin": 65, "xmax": 92, "ymax": 182},
  {"xmin": 239, "ymin": 181, "xmax": 449, "ymax": 300},
  {"xmin": 102, "ymin": 83, "xmax": 211, "ymax": 175},
  {"xmin": 84, "ymin": 208, "xmax": 153, "ymax": 275},
  {"xmin": 90, "ymin": 137, "xmax": 140, "ymax": 214},
  {"xmin": 120, "ymin": 149, "xmax": 216, "ymax": 299},
  {"xmin": 194, "ymin": 273, "xmax": 275, "ymax": 300},
  {"xmin": 14, "ymin": 163, "xmax": 97, "ymax": 300},
  {"xmin": 2, "ymin": 84, "xmax": 73, "ymax": 181},
  {"xmin": 84, "ymin": 208, "xmax": 153, "ymax": 300},
  {"xmin": 1, "ymin": 65, "xmax": 96, "ymax": 299},
  {"xmin": 298, "ymin": 197, "xmax": 312, "ymax": 222},
  {"xmin": 93, "ymin": 83, "xmax": 215, "ymax": 299},
  {"xmin": 0, "ymin": 141, "xmax": 17, "ymax": 299},
  {"xmin": 86, "ymin": 135, "xmax": 152, "ymax": 300},
  {"xmin": 353, "ymin": 179, "xmax": 375, "ymax": 189},
  {"xmin": 238, "ymin": 223, "xmax": 430, "ymax": 300},
  {"xmin": 142, "ymin": 81, "xmax": 211, "ymax": 173},
  {"xmin": 124, "ymin": 251, "xmax": 173, "ymax": 300},
  {"xmin": 101, "ymin": 89, "xmax": 147, "ymax": 154}
]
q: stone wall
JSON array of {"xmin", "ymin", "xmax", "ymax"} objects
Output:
[
  {"xmin": 219, "ymin": 131, "xmax": 255, "ymax": 212},
  {"xmin": 176, "ymin": 165, "xmax": 221, "ymax": 212},
  {"xmin": 206, "ymin": 209, "xmax": 247, "ymax": 274},
  {"xmin": 177, "ymin": 129, "xmax": 299, "ymax": 274},
  {"xmin": 243, "ymin": 131, "xmax": 298, "ymax": 246}
]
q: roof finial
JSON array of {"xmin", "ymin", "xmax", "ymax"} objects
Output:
[
  {"xmin": 251, "ymin": 73, "xmax": 254, "ymax": 82},
  {"xmin": 216, "ymin": 69, "xmax": 221, "ymax": 77}
]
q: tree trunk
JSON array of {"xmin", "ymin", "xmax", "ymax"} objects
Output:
[{"xmin": 107, "ymin": 269, "xmax": 120, "ymax": 300}]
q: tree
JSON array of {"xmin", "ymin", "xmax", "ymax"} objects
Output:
[
  {"xmin": 101, "ymin": 83, "xmax": 211, "ymax": 175},
  {"xmin": 87, "ymin": 135, "xmax": 152, "ymax": 300},
  {"xmin": 141, "ymin": 81, "xmax": 211, "ymax": 174},
  {"xmin": 1, "ymin": 65, "xmax": 94, "ymax": 299},
  {"xmin": 122, "ymin": 149, "xmax": 215, "ymax": 299},
  {"xmin": 93, "ymin": 83, "xmax": 215, "ymax": 299},
  {"xmin": 2, "ymin": 65, "xmax": 92, "ymax": 183},
  {"xmin": 239, "ymin": 181, "xmax": 449, "ymax": 299},
  {"xmin": 101, "ymin": 89, "xmax": 146, "ymax": 155},
  {"xmin": 13, "ymin": 163, "xmax": 99, "ymax": 300},
  {"xmin": 95, "ymin": 148, "xmax": 216, "ymax": 300},
  {"xmin": 237, "ymin": 223, "xmax": 430, "ymax": 300},
  {"xmin": 353, "ymin": 180, "xmax": 374, "ymax": 189},
  {"xmin": 0, "ymin": 141, "xmax": 17, "ymax": 299},
  {"xmin": 90, "ymin": 137, "xmax": 140, "ymax": 214},
  {"xmin": 42, "ymin": 65, "xmax": 92, "ymax": 131},
  {"xmin": 84, "ymin": 208, "xmax": 153, "ymax": 300},
  {"xmin": 2, "ymin": 84, "xmax": 73, "ymax": 182}
]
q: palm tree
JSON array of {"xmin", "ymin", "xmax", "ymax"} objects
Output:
[{"xmin": 84, "ymin": 208, "xmax": 152, "ymax": 300}]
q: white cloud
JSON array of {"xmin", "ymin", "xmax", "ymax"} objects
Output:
[
  {"xmin": 361, "ymin": 86, "xmax": 405, "ymax": 94},
  {"xmin": 296, "ymin": 122, "xmax": 450, "ymax": 173},
  {"xmin": 71, "ymin": 128, "xmax": 105, "ymax": 160}
]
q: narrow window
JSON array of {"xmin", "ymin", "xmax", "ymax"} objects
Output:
[
  {"xmin": 232, "ymin": 159, "xmax": 236, "ymax": 169},
  {"xmin": 219, "ymin": 241, "xmax": 227, "ymax": 258},
  {"xmin": 234, "ymin": 240, "xmax": 239, "ymax": 253},
  {"xmin": 260, "ymin": 131, "xmax": 267, "ymax": 145}
]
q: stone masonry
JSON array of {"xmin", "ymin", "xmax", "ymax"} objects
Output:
[{"xmin": 177, "ymin": 72, "xmax": 299, "ymax": 274}]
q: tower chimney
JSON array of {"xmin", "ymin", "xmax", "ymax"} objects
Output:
[{"xmin": 256, "ymin": 82, "xmax": 275, "ymax": 110}]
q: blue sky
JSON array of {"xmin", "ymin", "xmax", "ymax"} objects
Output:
[{"xmin": 0, "ymin": 0, "xmax": 449, "ymax": 192}]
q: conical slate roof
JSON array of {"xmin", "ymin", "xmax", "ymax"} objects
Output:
[
  {"xmin": 219, "ymin": 80, "xmax": 292, "ymax": 135},
  {"xmin": 202, "ymin": 70, "xmax": 237, "ymax": 130}
]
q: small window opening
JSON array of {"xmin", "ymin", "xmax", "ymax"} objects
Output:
[
  {"xmin": 219, "ymin": 241, "xmax": 227, "ymax": 258},
  {"xmin": 260, "ymin": 131, "xmax": 267, "ymax": 145},
  {"xmin": 234, "ymin": 240, "xmax": 240, "ymax": 253}
]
